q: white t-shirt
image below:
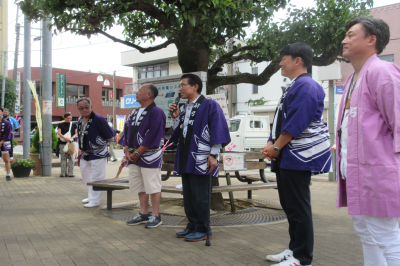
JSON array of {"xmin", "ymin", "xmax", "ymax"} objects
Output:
[
  {"xmin": 340, "ymin": 110, "xmax": 349, "ymax": 179},
  {"xmin": 135, "ymin": 108, "xmax": 146, "ymax": 123}
]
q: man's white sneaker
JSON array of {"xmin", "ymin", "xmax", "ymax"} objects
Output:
[
  {"xmin": 82, "ymin": 198, "xmax": 89, "ymax": 203},
  {"xmin": 271, "ymin": 257, "xmax": 311, "ymax": 266},
  {"xmin": 266, "ymin": 249, "xmax": 293, "ymax": 262},
  {"xmin": 84, "ymin": 202, "xmax": 99, "ymax": 208}
]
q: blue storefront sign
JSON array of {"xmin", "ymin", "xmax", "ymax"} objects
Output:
[
  {"xmin": 124, "ymin": 94, "xmax": 140, "ymax": 108},
  {"xmin": 336, "ymin": 85, "xmax": 344, "ymax": 95}
]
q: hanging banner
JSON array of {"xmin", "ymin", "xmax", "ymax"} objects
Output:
[
  {"xmin": 14, "ymin": 72, "xmax": 21, "ymax": 114},
  {"xmin": 206, "ymin": 93, "xmax": 230, "ymax": 127},
  {"xmin": 28, "ymin": 80, "xmax": 43, "ymax": 142},
  {"xmin": 116, "ymin": 115, "xmax": 126, "ymax": 132},
  {"xmin": 56, "ymin": 73, "xmax": 66, "ymax": 107}
]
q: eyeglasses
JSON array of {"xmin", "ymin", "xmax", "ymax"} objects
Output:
[
  {"xmin": 77, "ymin": 106, "xmax": 90, "ymax": 111},
  {"xmin": 179, "ymin": 83, "xmax": 191, "ymax": 88}
]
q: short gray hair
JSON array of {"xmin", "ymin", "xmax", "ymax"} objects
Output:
[
  {"xmin": 144, "ymin": 84, "xmax": 158, "ymax": 99},
  {"xmin": 77, "ymin": 97, "xmax": 91, "ymax": 106}
]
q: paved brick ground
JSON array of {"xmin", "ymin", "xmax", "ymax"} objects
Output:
[{"xmin": 0, "ymin": 160, "xmax": 367, "ymax": 266}]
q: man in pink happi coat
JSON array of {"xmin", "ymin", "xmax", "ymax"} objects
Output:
[{"xmin": 336, "ymin": 16, "xmax": 400, "ymax": 265}]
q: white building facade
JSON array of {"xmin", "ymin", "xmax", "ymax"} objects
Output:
[{"xmin": 121, "ymin": 44, "xmax": 332, "ymax": 126}]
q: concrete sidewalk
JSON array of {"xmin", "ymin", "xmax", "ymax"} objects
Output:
[{"xmin": 0, "ymin": 159, "xmax": 364, "ymax": 266}]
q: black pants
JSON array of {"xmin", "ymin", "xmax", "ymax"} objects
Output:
[
  {"xmin": 276, "ymin": 158, "xmax": 313, "ymax": 265},
  {"xmin": 181, "ymin": 173, "xmax": 213, "ymax": 233}
]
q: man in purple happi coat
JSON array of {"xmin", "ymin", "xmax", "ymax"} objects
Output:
[
  {"xmin": 337, "ymin": 16, "xmax": 400, "ymax": 265},
  {"xmin": 169, "ymin": 74, "xmax": 231, "ymax": 242},
  {"xmin": 120, "ymin": 84, "xmax": 166, "ymax": 228},
  {"xmin": 0, "ymin": 108, "xmax": 12, "ymax": 181},
  {"xmin": 77, "ymin": 98, "xmax": 114, "ymax": 208}
]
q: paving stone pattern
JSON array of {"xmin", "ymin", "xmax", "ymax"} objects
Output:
[{"xmin": 0, "ymin": 162, "xmax": 366, "ymax": 266}]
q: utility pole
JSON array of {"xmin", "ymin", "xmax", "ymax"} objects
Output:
[
  {"xmin": 41, "ymin": 19, "xmax": 52, "ymax": 176},
  {"xmin": 113, "ymin": 71, "xmax": 116, "ymax": 129},
  {"xmin": 227, "ymin": 39, "xmax": 233, "ymax": 118},
  {"xmin": 1, "ymin": 52, "xmax": 7, "ymax": 108},
  {"xmin": 23, "ymin": 19, "xmax": 31, "ymax": 159},
  {"xmin": 13, "ymin": 6, "xmax": 21, "ymax": 83}
]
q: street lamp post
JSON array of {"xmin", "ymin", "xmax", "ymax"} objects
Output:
[{"xmin": 112, "ymin": 71, "xmax": 116, "ymax": 129}]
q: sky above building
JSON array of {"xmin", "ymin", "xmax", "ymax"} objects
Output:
[{"xmin": 6, "ymin": 0, "xmax": 400, "ymax": 78}]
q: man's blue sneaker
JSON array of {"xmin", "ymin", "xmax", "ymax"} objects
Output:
[
  {"xmin": 176, "ymin": 228, "xmax": 194, "ymax": 238},
  {"xmin": 126, "ymin": 213, "xmax": 149, "ymax": 226},
  {"xmin": 184, "ymin": 231, "xmax": 213, "ymax": 242},
  {"xmin": 6, "ymin": 175, "xmax": 11, "ymax": 181},
  {"xmin": 144, "ymin": 215, "xmax": 162, "ymax": 228}
]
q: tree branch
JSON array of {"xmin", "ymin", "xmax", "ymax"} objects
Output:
[
  {"xmin": 209, "ymin": 44, "xmax": 264, "ymax": 76},
  {"xmin": 313, "ymin": 50, "xmax": 342, "ymax": 66},
  {"xmin": 125, "ymin": 1, "xmax": 174, "ymax": 29},
  {"xmin": 207, "ymin": 59, "xmax": 281, "ymax": 92},
  {"xmin": 66, "ymin": 27, "xmax": 175, "ymax": 53},
  {"xmin": 230, "ymin": 53, "xmax": 267, "ymax": 64}
]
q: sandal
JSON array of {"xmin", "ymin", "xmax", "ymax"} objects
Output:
[{"xmin": 60, "ymin": 174, "xmax": 65, "ymax": 177}]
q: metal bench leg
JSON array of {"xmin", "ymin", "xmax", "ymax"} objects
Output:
[
  {"xmin": 107, "ymin": 190, "xmax": 113, "ymax": 210},
  {"xmin": 247, "ymin": 180, "xmax": 252, "ymax": 199},
  {"xmin": 225, "ymin": 173, "xmax": 236, "ymax": 213},
  {"xmin": 259, "ymin": 159, "xmax": 269, "ymax": 183}
]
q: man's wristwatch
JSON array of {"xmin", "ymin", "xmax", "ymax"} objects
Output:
[
  {"xmin": 134, "ymin": 151, "xmax": 141, "ymax": 157},
  {"xmin": 273, "ymin": 144, "xmax": 281, "ymax": 152},
  {"xmin": 209, "ymin": 154, "xmax": 217, "ymax": 159}
]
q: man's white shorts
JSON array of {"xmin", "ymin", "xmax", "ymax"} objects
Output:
[{"xmin": 128, "ymin": 164, "xmax": 162, "ymax": 194}]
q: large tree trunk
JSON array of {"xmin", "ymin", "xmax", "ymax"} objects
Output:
[
  {"xmin": 210, "ymin": 178, "xmax": 226, "ymax": 211},
  {"xmin": 175, "ymin": 36, "xmax": 226, "ymax": 210}
]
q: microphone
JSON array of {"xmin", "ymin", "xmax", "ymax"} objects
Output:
[{"xmin": 170, "ymin": 93, "xmax": 181, "ymax": 117}]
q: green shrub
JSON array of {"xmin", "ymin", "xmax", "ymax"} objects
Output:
[
  {"xmin": 31, "ymin": 126, "xmax": 58, "ymax": 153},
  {"xmin": 12, "ymin": 139, "xmax": 18, "ymax": 147}
]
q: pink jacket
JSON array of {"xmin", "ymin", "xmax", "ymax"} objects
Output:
[{"xmin": 336, "ymin": 54, "xmax": 400, "ymax": 217}]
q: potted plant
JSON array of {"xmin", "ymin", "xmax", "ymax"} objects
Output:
[
  {"xmin": 29, "ymin": 125, "xmax": 59, "ymax": 175},
  {"xmin": 10, "ymin": 155, "xmax": 35, "ymax": 178}
]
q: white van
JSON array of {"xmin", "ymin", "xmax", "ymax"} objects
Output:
[{"xmin": 228, "ymin": 115, "xmax": 270, "ymax": 152}]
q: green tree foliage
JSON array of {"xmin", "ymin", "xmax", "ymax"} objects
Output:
[
  {"xmin": 20, "ymin": 0, "xmax": 373, "ymax": 94},
  {"xmin": 0, "ymin": 75, "xmax": 18, "ymax": 116}
]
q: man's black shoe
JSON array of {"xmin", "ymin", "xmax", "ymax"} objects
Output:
[
  {"xmin": 111, "ymin": 159, "xmax": 118, "ymax": 162},
  {"xmin": 126, "ymin": 213, "xmax": 149, "ymax": 226},
  {"xmin": 176, "ymin": 228, "xmax": 194, "ymax": 238},
  {"xmin": 144, "ymin": 215, "xmax": 162, "ymax": 228},
  {"xmin": 6, "ymin": 175, "xmax": 11, "ymax": 181},
  {"xmin": 184, "ymin": 231, "xmax": 213, "ymax": 242}
]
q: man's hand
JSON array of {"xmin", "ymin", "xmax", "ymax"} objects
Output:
[
  {"xmin": 129, "ymin": 152, "xmax": 140, "ymax": 163},
  {"xmin": 125, "ymin": 148, "xmax": 134, "ymax": 162},
  {"xmin": 261, "ymin": 141, "xmax": 274, "ymax": 160},
  {"xmin": 265, "ymin": 144, "xmax": 280, "ymax": 160},
  {"xmin": 207, "ymin": 156, "xmax": 218, "ymax": 174},
  {"xmin": 168, "ymin": 103, "xmax": 180, "ymax": 118}
]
